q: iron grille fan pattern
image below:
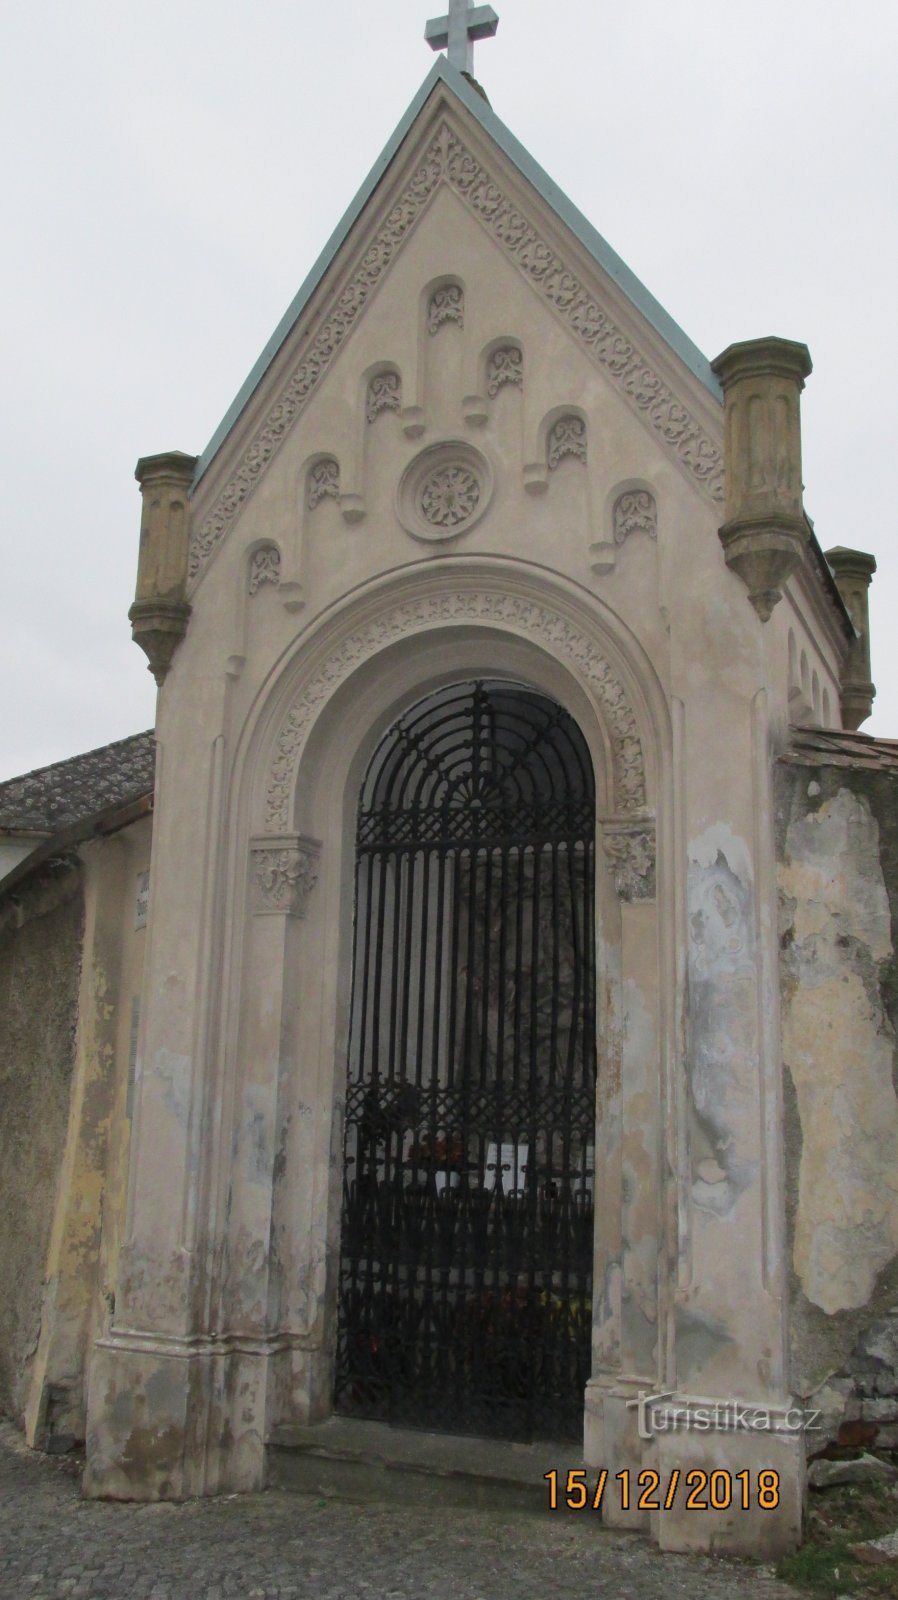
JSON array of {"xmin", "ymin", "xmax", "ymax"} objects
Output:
[{"xmin": 335, "ymin": 681, "xmax": 597, "ymax": 1441}]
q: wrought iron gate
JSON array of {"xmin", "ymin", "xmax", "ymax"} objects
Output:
[{"xmin": 334, "ymin": 680, "xmax": 597, "ymax": 1441}]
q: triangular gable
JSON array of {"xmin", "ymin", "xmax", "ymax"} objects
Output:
[{"xmin": 188, "ymin": 59, "xmax": 723, "ymax": 584}]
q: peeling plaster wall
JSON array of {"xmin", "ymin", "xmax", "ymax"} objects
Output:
[
  {"xmin": 777, "ymin": 760, "xmax": 898, "ymax": 1421},
  {"xmin": 0, "ymin": 861, "xmax": 84, "ymax": 1424}
]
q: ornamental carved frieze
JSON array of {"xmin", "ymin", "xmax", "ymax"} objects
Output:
[
  {"xmin": 250, "ymin": 835, "xmax": 321, "ymax": 917},
  {"xmin": 428, "ymin": 283, "xmax": 464, "ymax": 332},
  {"xmin": 264, "ymin": 591, "xmax": 648, "ymax": 830},
  {"xmin": 248, "ymin": 544, "xmax": 281, "ymax": 593},
  {"xmin": 189, "ymin": 123, "xmax": 722, "ymax": 582},
  {"xmin": 614, "ymin": 489, "xmax": 657, "ymax": 545},
  {"xmin": 548, "ymin": 415, "xmax": 587, "ymax": 469},
  {"xmin": 602, "ymin": 822, "xmax": 656, "ymax": 902},
  {"xmin": 307, "ymin": 458, "xmax": 340, "ymax": 511},
  {"xmin": 487, "ymin": 344, "xmax": 523, "ymax": 396},
  {"xmin": 366, "ymin": 371, "xmax": 402, "ymax": 422}
]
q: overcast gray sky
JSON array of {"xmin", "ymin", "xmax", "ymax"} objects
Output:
[{"xmin": 2, "ymin": 0, "xmax": 896, "ymax": 780}]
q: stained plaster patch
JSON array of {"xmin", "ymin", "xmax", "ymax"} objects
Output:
[
  {"xmin": 687, "ymin": 832, "xmax": 758, "ymax": 1215},
  {"xmin": 780, "ymin": 786, "xmax": 898, "ymax": 1314}
]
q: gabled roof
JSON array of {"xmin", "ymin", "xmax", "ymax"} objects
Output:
[
  {"xmin": 0, "ymin": 732, "xmax": 155, "ymax": 835},
  {"xmin": 193, "ymin": 58, "xmax": 721, "ymax": 490}
]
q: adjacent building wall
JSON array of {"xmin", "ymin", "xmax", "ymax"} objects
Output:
[
  {"xmin": 25, "ymin": 819, "xmax": 151, "ymax": 1452},
  {"xmin": 777, "ymin": 751, "xmax": 898, "ymax": 1444},
  {"xmin": 0, "ymin": 858, "xmax": 84, "ymax": 1424}
]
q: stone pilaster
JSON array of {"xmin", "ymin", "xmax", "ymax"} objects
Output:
[
  {"xmin": 129, "ymin": 451, "xmax": 197, "ymax": 684},
  {"xmin": 825, "ymin": 546, "xmax": 877, "ymax": 729},
  {"xmin": 711, "ymin": 338, "xmax": 813, "ymax": 621}
]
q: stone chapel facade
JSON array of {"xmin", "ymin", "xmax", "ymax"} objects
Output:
[{"xmin": 2, "ymin": 56, "xmax": 896, "ymax": 1559}]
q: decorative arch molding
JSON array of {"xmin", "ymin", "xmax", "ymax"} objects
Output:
[
  {"xmin": 261, "ymin": 579, "xmax": 651, "ymax": 832},
  {"xmin": 189, "ymin": 120, "xmax": 723, "ymax": 585}
]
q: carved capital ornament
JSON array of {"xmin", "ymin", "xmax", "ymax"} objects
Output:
[
  {"xmin": 250, "ymin": 835, "xmax": 322, "ymax": 916},
  {"xmin": 602, "ymin": 822, "xmax": 656, "ymax": 902}
]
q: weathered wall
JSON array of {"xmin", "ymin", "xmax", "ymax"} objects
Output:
[
  {"xmin": 24, "ymin": 820, "xmax": 150, "ymax": 1453},
  {"xmin": 777, "ymin": 757, "xmax": 898, "ymax": 1442},
  {"xmin": 0, "ymin": 860, "xmax": 83, "ymax": 1424}
]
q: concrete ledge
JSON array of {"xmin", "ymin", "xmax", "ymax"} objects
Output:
[{"xmin": 267, "ymin": 1417, "xmax": 578, "ymax": 1515}]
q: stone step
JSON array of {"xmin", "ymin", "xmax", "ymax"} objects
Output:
[{"xmin": 267, "ymin": 1417, "xmax": 580, "ymax": 1515}]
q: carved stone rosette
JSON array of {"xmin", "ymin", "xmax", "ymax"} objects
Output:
[
  {"xmin": 250, "ymin": 835, "xmax": 321, "ymax": 917},
  {"xmin": 396, "ymin": 443, "xmax": 492, "ymax": 542},
  {"xmin": 602, "ymin": 821, "xmax": 656, "ymax": 902}
]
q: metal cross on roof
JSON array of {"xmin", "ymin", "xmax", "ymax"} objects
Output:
[{"xmin": 425, "ymin": 1, "xmax": 499, "ymax": 75}]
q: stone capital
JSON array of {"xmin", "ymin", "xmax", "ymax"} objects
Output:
[
  {"xmin": 250, "ymin": 835, "xmax": 322, "ymax": 917},
  {"xmin": 825, "ymin": 546, "xmax": 877, "ymax": 585},
  {"xmin": 135, "ymin": 450, "xmax": 198, "ymax": 490},
  {"xmin": 602, "ymin": 820, "xmax": 656, "ymax": 903},
  {"xmin": 711, "ymin": 336, "xmax": 812, "ymax": 391}
]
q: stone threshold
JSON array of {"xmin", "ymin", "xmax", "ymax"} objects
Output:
[{"xmin": 267, "ymin": 1417, "xmax": 582, "ymax": 1514}]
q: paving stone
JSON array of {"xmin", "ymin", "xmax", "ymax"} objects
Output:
[{"xmin": 0, "ymin": 1421, "xmax": 802, "ymax": 1599}]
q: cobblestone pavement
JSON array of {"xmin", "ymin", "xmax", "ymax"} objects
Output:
[{"xmin": 0, "ymin": 1424, "xmax": 801, "ymax": 1600}]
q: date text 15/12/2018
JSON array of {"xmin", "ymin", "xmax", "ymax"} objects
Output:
[{"xmin": 544, "ymin": 1468, "xmax": 781, "ymax": 1513}]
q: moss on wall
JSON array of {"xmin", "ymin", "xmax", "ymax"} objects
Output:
[{"xmin": 0, "ymin": 860, "xmax": 83, "ymax": 1425}]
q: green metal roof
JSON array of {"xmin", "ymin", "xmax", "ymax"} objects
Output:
[{"xmin": 193, "ymin": 58, "xmax": 720, "ymax": 489}]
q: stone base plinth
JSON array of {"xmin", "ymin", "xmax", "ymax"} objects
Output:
[
  {"xmin": 84, "ymin": 1336, "xmax": 268, "ymax": 1502},
  {"xmin": 585, "ymin": 1381, "xmax": 805, "ymax": 1555}
]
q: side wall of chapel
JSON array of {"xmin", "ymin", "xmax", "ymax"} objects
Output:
[{"xmin": 777, "ymin": 757, "xmax": 898, "ymax": 1446}]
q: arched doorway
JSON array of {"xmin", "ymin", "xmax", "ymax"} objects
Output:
[{"xmin": 334, "ymin": 679, "xmax": 597, "ymax": 1441}]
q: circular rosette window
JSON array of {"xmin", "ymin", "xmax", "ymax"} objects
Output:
[{"xmin": 397, "ymin": 442, "xmax": 493, "ymax": 543}]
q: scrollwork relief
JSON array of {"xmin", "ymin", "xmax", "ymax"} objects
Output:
[
  {"xmin": 614, "ymin": 489, "xmax": 657, "ymax": 545},
  {"xmin": 251, "ymin": 835, "xmax": 322, "ymax": 916},
  {"xmin": 307, "ymin": 458, "xmax": 340, "ymax": 511},
  {"xmin": 190, "ymin": 123, "xmax": 722, "ymax": 582},
  {"xmin": 548, "ymin": 415, "xmax": 587, "ymax": 469},
  {"xmin": 264, "ymin": 593, "xmax": 647, "ymax": 830},
  {"xmin": 248, "ymin": 544, "xmax": 281, "ymax": 594},
  {"xmin": 602, "ymin": 823, "xmax": 656, "ymax": 902},
  {"xmin": 487, "ymin": 344, "xmax": 523, "ymax": 396},
  {"xmin": 428, "ymin": 283, "xmax": 464, "ymax": 332},
  {"xmin": 366, "ymin": 371, "xmax": 402, "ymax": 422}
]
